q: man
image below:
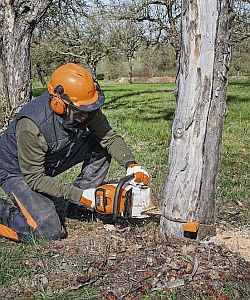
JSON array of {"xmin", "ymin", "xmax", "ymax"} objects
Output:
[{"xmin": 0, "ymin": 63, "xmax": 149, "ymax": 243}]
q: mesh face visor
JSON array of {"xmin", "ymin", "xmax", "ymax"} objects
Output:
[
  {"xmin": 62, "ymin": 103, "xmax": 101, "ymax": 131},
  {"xmin": 68, "ymin": 104, "xmax": 89, "ymax": 122}
]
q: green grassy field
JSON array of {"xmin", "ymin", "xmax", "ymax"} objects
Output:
[
  {"xmin": 0, "ymin": 78, "xmax": 249, "ymax": 299},
  {"xmin": 88, "ymin": 79, "xmax": 250, "ymax": 213},
  {"xmin": 6, "ymin": 78, "xmax": 250, "ymax": 210},
  {"xmin": 219, "ymin": 79, "xmax": 250, "ymax": 216}
]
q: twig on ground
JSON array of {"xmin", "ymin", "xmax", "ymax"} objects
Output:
[{"xmin": 152, "ymin": 254, "xmax": 199, "ymax": 292}]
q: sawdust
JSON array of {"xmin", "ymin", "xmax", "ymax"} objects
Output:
[{"xmin": 216, "ymin": 227, "xmax": 250, "ymax": 262}]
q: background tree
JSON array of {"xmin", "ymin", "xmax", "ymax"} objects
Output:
[
  {"xmin": 113, "ymin": 19, "xmax": 146, "ymax": 83},
  {"xmin": 231, "ymin": 0, "xmax": 250, "ymax": 75},
  {"xmin": 31, "ymin": 0, "xmax": 116, "ymax": 80},
  {"xmin": 160, "ymin": 0, "xmax": 234, "ymax": 240},
  {"xmin": 0, "ymin": 0, "xmax": 52, "ymax": 111},
  {"xmin": 138, "ymin": 43, "xmax": 177, "ymax": 77}
]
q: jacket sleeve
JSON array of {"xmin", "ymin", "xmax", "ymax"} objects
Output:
[
  {"xmin": 16, "ymin": 118, "xmax": 82, "ymax": 202},
  {"xmin": 88, "ymin": 109, "xmax": 135, "ymax": 167}
]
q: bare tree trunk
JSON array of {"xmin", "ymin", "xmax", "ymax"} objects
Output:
[
  {"xmin": 160, "ymin": 0, "xmax": 234, "ymax": 241},
  {"xmin": 128, "ymin": 56, "xmax": 133, "ymax": 84},
  {"xmin": 0, "ymin": 41, "xmax": 4, "ymax": 98},
  {"xmin": 36, "ymin": 64, "xmax": 47, "ymax": 87},
  {"xmin": 1, "ymin": 1, "xmax": 52, "ymax": 111},
  {"xmin": 90, "ymin": 63, "xmax": 98, "ymax": 81}
]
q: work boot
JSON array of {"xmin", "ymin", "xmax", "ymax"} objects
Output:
[{"xmin": 0, "ymin": 197, "xmax": 33, "ymax": 243}]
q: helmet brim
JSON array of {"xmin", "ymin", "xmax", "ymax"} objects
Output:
[{"xmin": 76, "ymin": 88, "xmax": 105, "ymax": 112}]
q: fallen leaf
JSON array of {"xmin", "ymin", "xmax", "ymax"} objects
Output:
[
  {"xmin": 69, "ymin": 247, "xmax": 78, "ymax": 254},
  {"xmin": 92, "ymin": 259, "xmax": 104, "ymax": 268},
  {"xmin": 218, "ymin": 296, "xmax": 230, "ymax": 300},
  {"xmin": 141, "ymin": 282, "xmax": 152, "ymax": 293},
  {"xmin": 185, "ymin": 262, "xmax": 194, "ymax": 274},
  {"xmin": 77, "ymin": 275, "xmax": 90, "ymax": 284},
  {"xmin": 105, "ymin": 291, "xmax": 117, "ymax": 300},
  {"xmin": 53, "ymin": 244, "xmax": 63, "ymax": 250},
  {"xmin": 24, "ymin": 291, "xmax": 34, "ymax": 299},
  {"xmin": 142, "ymin": 268, "xmax": 156, "ymax": 278},
  {"xmin": 61, "ymin": 280, "xmax": 70, "ymax": 286},
  {"xmin": 36, "ymin": 248, "xmax": 44, "ymax": 253},
  {"xmin": 219, "ymin": 272, "xmax": 228, "ymax": 280}
]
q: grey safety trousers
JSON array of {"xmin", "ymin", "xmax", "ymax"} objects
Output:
[{"xmin": 0, "ymin": 132, "xmax": 111, "ymax": 242}]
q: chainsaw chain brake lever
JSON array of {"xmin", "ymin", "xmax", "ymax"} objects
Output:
[{"xmin": 112, "ymin": 173, "xmax": 135, "ymax": 222}]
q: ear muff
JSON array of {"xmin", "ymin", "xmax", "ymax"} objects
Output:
[{"xmin": 50, "ymin": 96, "xmax": 67, "ymax": 115}]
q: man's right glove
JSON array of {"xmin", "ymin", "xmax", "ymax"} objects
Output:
[
  {"xmin": 79, "ymin": 186, "xmax": 118, "ymax": 214},
  {"xmin": 126, "ymin": 163, "xmax": 150, "ymax": 185},
  {"xmin": 80, "ymin": 189, "xmax": 95, "ymax": 211}
]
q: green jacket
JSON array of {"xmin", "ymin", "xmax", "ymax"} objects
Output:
[{"xmin": 15, "ymin": 109, "xmax": 135, "ymax": 202}]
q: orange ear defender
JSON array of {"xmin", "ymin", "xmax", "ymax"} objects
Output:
[
  {"xmin": 50, "ymin": 96, "xmax": 67, "ymax": 115},
  {"xmin": 50, "ymin": 85, "xmax": 70, "ymax": 115}
]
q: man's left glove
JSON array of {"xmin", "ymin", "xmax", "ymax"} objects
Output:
[{"xmin": 126, "ymin": 163, "xmax": 150, "ymax": 185}]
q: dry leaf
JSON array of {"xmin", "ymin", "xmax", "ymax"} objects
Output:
[
  {"xmin": 69, "ymin": 247, "xmax": 78, "ymax": 254},
  {"xmin": 141, "ymin": 282, "xmax": 152, "ymax": 293},
  {"xmin": 142, "ymin": 268, "xmax": 157, "ymax": 278},
  {"xmin": 105, "ymin": 291, "xmax": 117, "ymax": 300},
  {"xmin": 61, "ymin": 280, "xmax": 70, "ymax": 286},
  {"xmin": 185, "ymin": 262, "xmax": 194, "ymax": 274},
  {"xmin": 24, "ymin": 291, "xmax": 34, "ymax": 299},
  {"xmin": 36, "ymin": 248, "xmax": 44, "ymax": 253},
  {"xmin": 53, "ymin": 243, "xmax": 63, "ymax": 250},
  {"xmin": 218, "ymin": 296, "xmax": 230, "ymax": 300}
]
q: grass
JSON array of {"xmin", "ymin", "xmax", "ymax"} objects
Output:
[
  {"xmin": 219, "ymin": 78, "xmax": 250, "ymax": 218},
  {"xmin": 96, "ymin": 79, "xmax": 250, "ymax": 213},
  {"xmin": 0, "ymin": 78, "xmax": 249, "ymax": 299},
  {"xmin": 0, "ymin": 244, "xmax": 28, "ymax": 287},
  {"xmin": 100, "ymin": 82, "xmax": 176, "ymax": 207}
]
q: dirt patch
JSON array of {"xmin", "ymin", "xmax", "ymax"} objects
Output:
[
  {"xmin": 1, "ymin": 213, "xmax": 250, "ymax": 300},
  {"xmin": 50, "ymin": 217, "xmax": 250, "ymax": 299},
  {"xmin": 115, "ymin": 75, "xmax": 248, "ymax": 84},
  {"xmin": 116, "ymin": 76, "xmax": 176, "ymax": 84}
]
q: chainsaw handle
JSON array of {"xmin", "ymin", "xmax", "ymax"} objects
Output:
[{"xmin": 113, "ymin": 174, "xmax": 135, "ymax": 221}]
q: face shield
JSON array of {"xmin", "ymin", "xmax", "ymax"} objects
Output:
[
  {"xmin": 68, "ymin": 103, "xmax": 89, "ymax": 122},
  {"xmin": 55, "ymin": 81, "xmax": 104, "ymax": 131},
  {"xmin": 62, "ymin": 103, "xmax": 92, "ymax": 131}
]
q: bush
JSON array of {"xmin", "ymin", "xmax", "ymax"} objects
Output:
[{"xmin": 97, "ymin": 73, "xmax": 105, "ymax": 80}]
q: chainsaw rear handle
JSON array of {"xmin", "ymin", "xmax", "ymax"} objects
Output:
[{"xmin": 113, "ymin": 174, "xmax": 135, "ymax": 221}]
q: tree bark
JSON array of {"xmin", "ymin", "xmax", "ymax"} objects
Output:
[
  {"xmin": 160, "ymin": 0, "xmax": 234, "ymax": 241},
  {"xmin": 1, "ymin": 1, "xmax": 52, "ymax": 111},
  {"xmin": 128, "ymin": 56, "xmax": 133, "ymax": 84},
  {"xmin": 0, "ymin": 41, "xmax": 4, "ymax": 98}
]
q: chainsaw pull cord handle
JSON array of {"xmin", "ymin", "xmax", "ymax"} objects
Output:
[{"xmin": 113, "ymin": 174, "xmax": 135, "ymax": 221}]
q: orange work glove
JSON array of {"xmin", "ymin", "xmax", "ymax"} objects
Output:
[
  {"xmin": 80, "ymin": 189, "xmax": 95, "ymax": 211},
  {"xmin": 126, "ymin": 163, "xmax": 150, "ymax": 185}
]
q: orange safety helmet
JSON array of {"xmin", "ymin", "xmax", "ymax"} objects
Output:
[{"xmin": 48, "ymin": 63, "xmax": 105, "ymax": 113}]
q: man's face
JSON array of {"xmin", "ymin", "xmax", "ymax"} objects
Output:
[{"xmin": 68, "ymin": 104, "xmax": 89, "ymax": 123}]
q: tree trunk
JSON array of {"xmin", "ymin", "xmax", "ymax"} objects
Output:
[
  {"xmin": 128, "ymin": 56, "xmax": 133, "ymax": 84},
  {"xmin": 0, "ymin": 41, "xmax": 4, "ymax": 98},
  {"xmin": 1, "ymin": 1, "xmax": 52, "ymax": 111},
  {"xmin": 160, "ymin": 0, "xmax": 234, "ymax": 241},
  {"xmin": 36, "ymin": 64, "xmax": 47, "ymax": 87}
]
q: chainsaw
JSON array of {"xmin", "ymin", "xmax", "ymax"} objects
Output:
[{"xmin": 80, "ymin": 174, "xmax": 158, "ymax": 221}]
